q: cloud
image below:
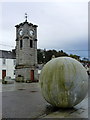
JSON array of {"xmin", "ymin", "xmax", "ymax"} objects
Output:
[{"xmin": 1, "ymin": 2, "xmax": 88, "ymax": 58}]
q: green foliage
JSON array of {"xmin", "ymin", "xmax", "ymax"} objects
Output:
[
  {"xmin": 37, "ymin": 49, "xmax": 68, "ymax": 64},
  {"xmin": 69, "ymin": 54, "xmax": 80, "ymax": 61},
  {"xmin": 37, "ymin": 49, "xmax": 43, "ymax": 64},
  {"xmin": 38, "ymin": 49, "xmax": 90, "ymax": 64}
]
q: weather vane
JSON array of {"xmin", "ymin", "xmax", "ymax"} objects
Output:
[{"xmin": 25, "ymin": 13, "xmax": 28, "ymax": 22}]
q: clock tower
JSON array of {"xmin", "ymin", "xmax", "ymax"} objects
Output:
[{"xmin": 15, "ymin": 14, "xmax": 38, "ymax": 82}]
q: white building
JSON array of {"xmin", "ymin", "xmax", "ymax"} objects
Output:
[{"xmin": 0, "ymin": 50, "xmax": 16, "ymax": 80}]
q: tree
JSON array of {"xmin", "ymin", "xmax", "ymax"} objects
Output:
[
  {"xmin": 69, "ymin": 54, "xmax": 80, "ymax": 61},
  {"xmin": 37, "ymin": 49, "xmax": 43, "ymax": 64},
  {"xmin": 37, "ymin": 49, "xmax": 82, "ymax": 64}
]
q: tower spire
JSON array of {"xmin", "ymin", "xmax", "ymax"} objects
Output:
[{"xmin": 25, "ymin": 13, "xmax": 28, "ymax": 22}]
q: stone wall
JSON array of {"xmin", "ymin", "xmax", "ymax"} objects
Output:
[
  {"xmin": 15, "ymin": 21, "xmax": 38, "ymax": 82},
  {"xmin": 16, "ymin": 67, "xmax": 38, "ymax": 82}
]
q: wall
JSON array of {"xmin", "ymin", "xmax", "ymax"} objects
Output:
[
  {"xmin": 16, "ymin": 67, "xmax": 38, "ymax": 81},
  {"xmin": 6, "ymin": 59, "xmax": 16, "ymax": 79},
  {"xmin": 0, "ymin": 58, "xmax": 16, "ymax": 79}
]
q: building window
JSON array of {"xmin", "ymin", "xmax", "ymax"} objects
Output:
[
  {"xmin": 13, "ymin": 59, "xmax": 16, "ymax": 65},
  {"xmin": 2, "ymin": 59, "xmax": 6, "ymax": 65},
  {"xmin": 30, "ymin": 40, "xmax": 33, "ymax": 48},
  {"xmin": 20, "ymin": 40, "xmax": 23, "ymax": 49}
]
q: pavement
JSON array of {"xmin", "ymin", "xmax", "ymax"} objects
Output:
[{"xmin": 0, "ymin": 77, "xmax": 90, "ymax": 119}]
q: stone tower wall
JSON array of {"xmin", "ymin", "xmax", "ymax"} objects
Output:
[{"xmin": 15, "ymin": 21, "xmax": 38, "ymax": 82}]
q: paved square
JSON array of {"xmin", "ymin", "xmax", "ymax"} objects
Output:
[{"xmin": 1, "ymin": 80, "xmax": 89, "ymax": 119}]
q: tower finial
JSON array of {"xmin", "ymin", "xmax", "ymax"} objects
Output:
[{"xmin": 25, "ymin": 13, "xmax": 28, "ymax": 22}]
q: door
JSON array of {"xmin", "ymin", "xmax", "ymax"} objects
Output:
[
  {"xmin": 30, "ymin": 70, "xmax": 34, "ymax": 81},
  {"xmin": 2, "ymin": 70, "xmax": 6, "ymax": 79}
]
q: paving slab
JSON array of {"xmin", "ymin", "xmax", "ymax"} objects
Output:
[
  {"xmin": 42, "ymin": 96, "xmax": 88, "ymax": 118},
  {"xmin": 2, "ymin": 82, "xmax": 48, "ymax": 118},
  {"xmin": 1, "ymin": 81, "xmax": 89, "ymax": 119}
]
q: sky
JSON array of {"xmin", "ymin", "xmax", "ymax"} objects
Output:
[{"xmin": 0, "ymin": 0, "xmax": 89, "ymax": 58}]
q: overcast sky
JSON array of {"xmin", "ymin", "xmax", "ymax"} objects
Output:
[{"xmin": 0, "ymin": 0, "xmax": 89, "ymax": 58}]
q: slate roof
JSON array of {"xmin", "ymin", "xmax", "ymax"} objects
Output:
[{"xmin": 0, "ymin": 49, "xmax": 16, "ymax": 59}]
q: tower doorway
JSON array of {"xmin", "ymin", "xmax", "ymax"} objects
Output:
[{"xmin": 30, "ymin": 70, "xmax": 34, "ymax": 81}]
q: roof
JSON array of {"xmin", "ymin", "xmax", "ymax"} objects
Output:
[
  {"xmin": 0, "ymin": 49, "xmax": 16, "ymax": 59},
  {"xmin": 15, "ymin": 21, "xmax": 38, "ymax": 28}
]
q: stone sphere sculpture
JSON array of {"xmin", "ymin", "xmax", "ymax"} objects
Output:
[{"xmin": 39, "ymin": 57, "xmax": 88, "ymax": 108}]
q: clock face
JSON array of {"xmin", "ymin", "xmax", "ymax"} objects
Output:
[
  {"xmin": 19, "ymin": 28, "xmax": 23, "ymax": 36},
  {"xmin": 29, "ymin": 29, "xmax": 34, "ymax": 36}
]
